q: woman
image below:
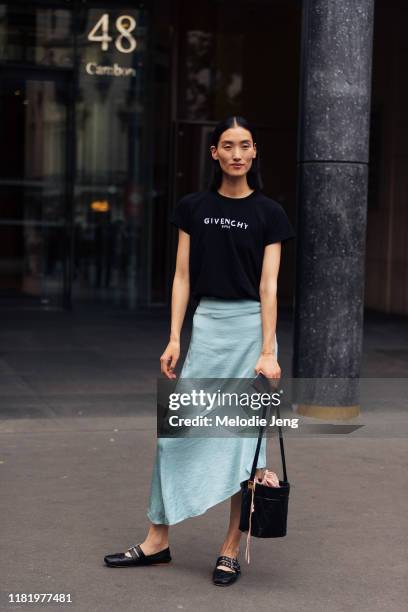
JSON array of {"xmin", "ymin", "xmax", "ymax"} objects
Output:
[{"xmin": 104, "ymin": 116, "xmax": 295, "ymax": 586}]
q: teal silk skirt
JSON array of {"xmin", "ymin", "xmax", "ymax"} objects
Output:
[{"xmin": 146, "ymin": 297, "xmax": 278, "ymax": 525}]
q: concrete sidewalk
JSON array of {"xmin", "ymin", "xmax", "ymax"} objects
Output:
[{"xmin": 0, "ymin": 305, "xmax": 407, "ymax": 612}]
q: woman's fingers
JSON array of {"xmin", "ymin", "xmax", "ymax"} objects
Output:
[
  {"xmin": 160, "ymin": 353, "xmax": 175, "ymax": 379},
  {"xmin": 256, "ymin": 368, "xmax": 281, "ymax": 381},
  {"xmin": 160, "ymin": 340, "xmax": 180, "ymax": 379},
  {"xmin": 159, "ymin": 354, "xmax": 167, "ymax": 372}
]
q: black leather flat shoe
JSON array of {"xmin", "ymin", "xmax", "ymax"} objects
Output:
[
  {"xmin": 212, "ymin": 555, "xmax": 241, "ymax": 586},
  {"xmin": 104, "ymin": 543, "xmax": 171, "ymax": 567}
]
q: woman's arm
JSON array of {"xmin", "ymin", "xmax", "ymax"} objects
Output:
[
  {"xmin": 254, "ymin": 242, "xmax": 282, "ymax": 379},
  {"xmin": 160, "ymin": 229, "xmax": 190, "ymax": 379}
]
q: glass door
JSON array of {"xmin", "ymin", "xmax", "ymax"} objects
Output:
[{"xmin": 0, "ymin": 69, "xmax": 71, "ymax": 308}]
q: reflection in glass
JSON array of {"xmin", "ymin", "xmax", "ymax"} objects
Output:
[
  {"xmin": 0, "ymin": 76, "xmax": 68, "ymax": 304},
  {"xmin": 0, "ymin": 4, "xmax": 73, "ymax": 68},
  {"xmin": 72, "ymin": 5, "xmax": 150, "ymax": 307}
]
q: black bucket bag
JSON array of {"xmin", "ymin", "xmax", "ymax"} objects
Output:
[{"xmin": 239, "ymin": 373, "xmax": 290, "ymax": 562}]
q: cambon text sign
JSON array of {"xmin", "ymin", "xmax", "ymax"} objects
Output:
[{"xmin": 84, "ymin": 11, "xmax": 143, "ymax": 78}]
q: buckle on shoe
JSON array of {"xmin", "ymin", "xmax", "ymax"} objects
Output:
[
  {"xmin": 127, "ymin": 545, "xmax": 141, "ymax": 560},
  {"xmin": 215, "ymin": 555, "xmax": 241, "ymax": 573}
]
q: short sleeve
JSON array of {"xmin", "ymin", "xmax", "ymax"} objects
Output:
[
  {"xmin": 170, "ymin": 196, "xmax": 191, "ymax": 234},
  {"xmin": 264, "ymin": 202, "xmax": 296, "ymax": 246}
]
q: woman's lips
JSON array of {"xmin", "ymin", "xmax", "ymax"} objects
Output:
[{"xmin": 231, "ymin": 164, "xmax": 244, "ymax": 168}]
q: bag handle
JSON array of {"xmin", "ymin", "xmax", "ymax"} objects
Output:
[{"xmin": 248, "ymin": 374, "xmax": 288, "ymax": 486}]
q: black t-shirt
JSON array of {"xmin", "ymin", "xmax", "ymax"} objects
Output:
[{"xmin": 170, "ymin": 189, "xmax": 296, "ymax": 302}]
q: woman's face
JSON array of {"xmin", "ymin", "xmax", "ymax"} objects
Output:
[{"xmin": 210, "ymin": 126, "xmax": 257, "ymax": 179}]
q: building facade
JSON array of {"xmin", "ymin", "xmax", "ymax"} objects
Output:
[{"xmin": 0, "ymin": 0, "xmax": 407, "ymax": 314}]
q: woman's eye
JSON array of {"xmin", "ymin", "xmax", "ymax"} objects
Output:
[{"xmin": 222, "ymin": 144, "xmax": 251, "ymax": 150}]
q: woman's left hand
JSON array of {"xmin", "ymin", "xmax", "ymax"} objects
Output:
[{"xmin": 254, "ymin": 353, "xmax": 281, "ymax": 380}]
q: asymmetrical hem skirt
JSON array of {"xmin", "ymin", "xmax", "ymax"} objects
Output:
[{"xmin": 146, "ymin": 297, "xmax": 278, "ymax": 526}]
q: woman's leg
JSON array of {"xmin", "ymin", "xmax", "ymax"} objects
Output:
[
  {"xmin": 124, "ymin": 523, "xmax": 170, "ymax": 557},
  {"xmin": 217, "ymin": 490, "xmax": 243, "ymax": 571},
  {"xmin": 217, "ymin": 467, "xmax": 266, "ymax": 569}
]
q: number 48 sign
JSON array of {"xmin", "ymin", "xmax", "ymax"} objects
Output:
[{"xmin": 88, "ymin": 14, "xmax": 137, "ymax": 53}]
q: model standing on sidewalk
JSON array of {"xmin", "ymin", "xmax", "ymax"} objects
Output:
[{"xmin": 104, "ymin": 116, "xmax": 295, "ymax": 586}]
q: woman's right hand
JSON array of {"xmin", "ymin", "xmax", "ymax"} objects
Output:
[{"xmin": 160, "ymin": 340, "xmax": 180, "ymax": 379}]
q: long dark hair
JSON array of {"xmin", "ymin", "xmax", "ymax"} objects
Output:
[{"xmin": 207, "ymin": 116, "xmax": 263, "ymax": 191}]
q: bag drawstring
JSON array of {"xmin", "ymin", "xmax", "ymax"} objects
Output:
[{"xmin": 244, "ymin": 479, "xmax": 256, "ymax": 564}]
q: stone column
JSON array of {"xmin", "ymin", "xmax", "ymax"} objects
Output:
[{"xmin": 293, "ymin": 0, "xmax": 375, "ymax": 418}]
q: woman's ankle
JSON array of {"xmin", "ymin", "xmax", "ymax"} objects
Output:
[
  {"xmin": 139, "ymin": 539, "xmax": 169, "ymax": 556},
  {"xmin": 144, "ymin": 536, "xmax": 168, "ymax": 548},
  {"xmin": 143, "ymin": 527, "xmax": 169, "ymax": 549},
  {"xmin": 219, "ymin": 542, "xmax": 240, "ymax": 559}
]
